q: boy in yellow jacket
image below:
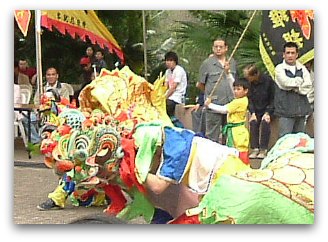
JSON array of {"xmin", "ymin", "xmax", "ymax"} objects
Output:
[{"xmin": 205, "ymin": 79, "xmax": 250, "ymax": 165}]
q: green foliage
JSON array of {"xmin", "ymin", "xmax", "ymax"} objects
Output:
[
  {"xmin": 97, "ymin": 10, "xmax": 146, "ymax": 75},
  {"xmin": 172, "ymin": 10, "xmax": 266, "ymax": 101},
  {"xmin": 234, "ymin": 11, "xmax": 267, "ymax": 75}
]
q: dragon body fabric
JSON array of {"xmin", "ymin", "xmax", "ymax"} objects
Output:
[{"xmin": 38, "ymin": 66, "xmax": 314, "ymax": 224}]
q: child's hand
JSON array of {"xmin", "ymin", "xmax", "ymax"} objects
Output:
[
  {"xmin": 191, "ymin": 104, "xmax": 200, "ymax": 111},
  {"xmin": 205, "ymin": 98, "xmax": 211, "ymax": 107}
]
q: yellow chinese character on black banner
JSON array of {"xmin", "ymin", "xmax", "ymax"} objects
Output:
[{"xmin": 260, "ymin": 10, "xmax": 314, "ymax": 78}]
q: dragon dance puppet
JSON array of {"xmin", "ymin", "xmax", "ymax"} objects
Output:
[{"xmin": 38, "ymin": 66, "xmax": 314, "ymax": 224}]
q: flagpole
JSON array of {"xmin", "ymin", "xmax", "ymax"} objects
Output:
[{"xmin": 35, "ymin": 10, "xmax": 43, "ymax": 102}]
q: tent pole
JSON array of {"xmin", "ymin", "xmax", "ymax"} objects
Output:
[{"xmin": 35, "ymin": 10, "xmax": 43, "ymax": 103}]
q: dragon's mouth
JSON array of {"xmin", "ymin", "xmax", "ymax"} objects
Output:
[
  {"xmin": 97, "ymin": 147, "xmax": 109, "ymax": 156},
  {"xmin": 95, "ymin": 147, "xmax": 113, "ymax": 166}
]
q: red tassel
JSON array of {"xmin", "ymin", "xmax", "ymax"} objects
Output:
[
  {"xmin": 103, "ymin": 184, "xmax": 127, "ymax": 215},
  {"xmin": 168, "ymin": 213, "xmax": 201, "ymax": 224},
  {"xmin": 239, "ymin": 151, "xmax": 250, "ymax": 165}
]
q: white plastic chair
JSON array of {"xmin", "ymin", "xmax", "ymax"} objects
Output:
[
  {"xmin": 19, "ymin": 84, "xmax": 33, "ymax": 94},
  {"xmin": 14, "ymin": 88, "xmax": 32, "ymax": 147},
  {"xmin": 14, "ymin": 114, "xmax": 28, "ymax": 146},
  {"xmin": 20, "ymin": 88, "xmax": 32, "ymax": 104},
  {"xmin": 61, "ymin": 83, "xmax": 74, "ymax": 96}
]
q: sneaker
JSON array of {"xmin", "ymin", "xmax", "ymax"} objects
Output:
[
  {"xmin": 249, "ymin": 148, "xmax": 259, "ymax": 159},
  {"xmin": 37, "ymin": 199, "xmax": 61, "ymax": 211},
  {"xmin": 257, "ymin": 149, "xmax": 268, "ymax": 159}
]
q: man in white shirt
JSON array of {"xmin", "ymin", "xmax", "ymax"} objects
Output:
[
  {"xmin": 34, "ymin": 67, "xmax": 70, "ymax": 105},
  {"xmin": 164, "ymin": 51, "xmax": 188, "ymax": 117},
  {"xmin": 274, "ymin": 42, "xmax": 313, "ymax": 137},
  {"xmin": 26, "ymin": 67, "xmax": 69, "ymax": 144}
]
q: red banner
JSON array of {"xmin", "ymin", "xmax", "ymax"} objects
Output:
[
  {"xmin": 14, "ymin": 10, "xmax": 31, "ymax": 37},
  {"xmin": 41, "ymin": 10, "xmax": 124, "ymax": 62}
]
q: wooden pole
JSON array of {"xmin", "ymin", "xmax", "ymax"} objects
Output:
[{"xmin": 208, "ymin": 10, "xmax": 257, "ymax": 98}]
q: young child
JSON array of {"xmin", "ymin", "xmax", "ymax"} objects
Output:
[
  {"xmin": 205, "ymin": 78, "xmax": 250, "ymax": 165},
  {"xmin": 95, "ymin": 49, "xmax": 108, "ymax": 73}
]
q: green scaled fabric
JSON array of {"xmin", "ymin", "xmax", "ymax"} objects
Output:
[
  {"xmin": 261, "ymin": 133, "xmax": 314, "ymax": 169},
  {"xmin": 116, "ymin": 187, "xmax": 155, "ymax": 223},
  {"xmin": 133, "ymin": 122, "xmax": 163, "ymax": 183},
  {"xmin": 197, "ymin": 175, "xmax": 314, "ymax": 224}
]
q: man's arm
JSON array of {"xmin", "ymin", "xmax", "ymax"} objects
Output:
[
  {"xmin": 226, "ymin": 73, "xmax": 235, "ymax": 92},
  {"xmin": 30, "ymin": 74, "xmax": 37, "ymax": 85},
  {"xmin": 196, "ymin": 82, "xmax": 205, "ymax": 92},
  {"xmin": 298, "ymin": 66, "xmax": 313, "ymax": 96},
  {"xmin": 275, "ymin": 65, "xmax": 303, "ymax": 90},
  {"xmin": 197, "ymin": 61, "xmax": 208, "ymax": 92},
  {"xmin": 166, "ymin": 81, "xmax": 178, "ymax": 98}
]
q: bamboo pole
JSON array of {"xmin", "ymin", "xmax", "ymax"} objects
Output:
[
  {"xmin": 142, "ymin": 10, "xmax": 148, "ymax": 80},
  {"xmin": 208, "ymin": 10, "xmax": 257, "ymax": 98}
]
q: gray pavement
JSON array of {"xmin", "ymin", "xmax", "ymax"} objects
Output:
[{"xmin": 14, "ymin": 138, "xmax": 115, "ymax": 224}]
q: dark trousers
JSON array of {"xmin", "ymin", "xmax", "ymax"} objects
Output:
[
  {"xmin": 166, "ymin": 99, "xmax": 178, "ymax": 117},
  {"xmin": 249, "ymin": 113, "xmax": 271, "ymax": 150},
  {"xmin": 205, "ymin": 110, "xmax": 226, "ymax": 143},
  {"xmin": 278, "ymin": 116, "xmax": 306, "ymax": 138},
  {"xmin": 191, "ymin": 106, "xmax": 206, "ymax": 135}
]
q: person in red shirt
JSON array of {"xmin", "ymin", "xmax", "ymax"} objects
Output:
[
  {"xmin": 18, "ymin": 58, "xmax": 37, "ymax": 85},
  {"xmin": 85, "ymin": 46, "xmax": 96, "ymax": 64}
]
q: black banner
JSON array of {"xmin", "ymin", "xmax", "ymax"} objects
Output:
[{"xmin": 260, "ymin": 10, "xmax": 314, "ymax": 78}]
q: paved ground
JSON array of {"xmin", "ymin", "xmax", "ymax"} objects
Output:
[
  {"xmin": 13, "ymin": 139, "xmax": 118, "ymax": 224},
  {"xmin": 13, "ymin": 138, "xmax": 184, "ymax": 224},
  {"xmin": 13, "ymin": 137, "xmax": 262, "ymax": 224}
]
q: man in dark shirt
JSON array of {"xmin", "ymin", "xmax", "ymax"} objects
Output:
[
  {"xmin": 243, "ymin": 64, "xmax": 274, "ymax": 159},
  {"xmin": 73, "ymin": 57, "xmax": 94, "ymax": 106},
  {"xmin": 79, "ymin": 57, "xmax": 93, "ymax": 86}
]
